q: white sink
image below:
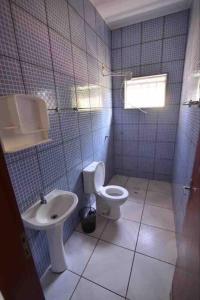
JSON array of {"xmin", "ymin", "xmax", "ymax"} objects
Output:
[
  {"xmin": 22, "ymin": 189, "xmax": 78, "ymax": 230},
  {"xmin": 22, "ymin": 190, "xmax": 78, "ymax": 273}
]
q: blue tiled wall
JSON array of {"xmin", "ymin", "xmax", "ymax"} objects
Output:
[
  {"xmin": 0, "ymin": 0, "xmax": 113, "ymax": 277},
  {"xmin": 111, "ymin": 10, "xmax": 189, "ymax": 181}
]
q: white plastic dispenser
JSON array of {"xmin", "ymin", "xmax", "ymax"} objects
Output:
[{"xmin": 0, "ymin": 94, "xmax": 51, "ymax": 153}]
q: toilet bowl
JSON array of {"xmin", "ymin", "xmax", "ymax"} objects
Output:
[{"xmin": 83, "ymin": 162, "xmax": 129, "ymax": 220}]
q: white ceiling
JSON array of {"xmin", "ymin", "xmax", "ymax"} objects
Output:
[{"xmin": 90, "ymin": 0, "xmax": 191, "ymax": 29}]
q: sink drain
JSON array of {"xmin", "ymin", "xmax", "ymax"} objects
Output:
[{"xmin": 51, "ymin": 214, "xmax": 58, "ymax": 219}]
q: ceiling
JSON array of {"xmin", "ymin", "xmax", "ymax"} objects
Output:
[{"xmin": 90, "ymin": 0, "xmax": 191, "ymax": 29}]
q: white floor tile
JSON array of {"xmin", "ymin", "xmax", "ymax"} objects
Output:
[
  {"xmin": 142, "ymin": 205, "xmax": 175, "ymax": 231},
  {"xmin": 146, "ymin": 190, "xmax": 173, "ymax": 209},
  {"xmin": 127, "ymin": 188, "xmax": 146, "ymax": 204},
  {"xmin": 126, "ymin": 177, "xmax": 149, "ymax": 191},
  {"xmin": 76, "ymin": 215, "xmax": 108, "ymax": 238},
  {"xmin": 121, "ymin": 201, "xmax": 143, "ymax": 222},
  {"xmin": 137, "ymin": 224, "xmax": 177, "ymax": 264},
  {"xmin": 101, "ymin": 218, "xmax": 140, "ymax": 250},
  {"xmin": 71, "ymin": 278, "xmax": 124, "ymax": 300},
  {"xmin": 40, "ymin": 176, "xmax": 178, "ymax": 300},
  {"xmin": 148, "ymin": 180, "xmax": 172, "ymax": 195},
  {"xmin": 83, "ymin": 240, "xmax": 133, "ymax": 296},
  {"xmin": 64, "ymin": 232, "xmax": 97, "ymax": 275},
  {"xmin": 109, "ymin": 175, "xmax": 128, "ymax": 187},
  {"xmin": 41, "ymin": 269, "xmax": 79, "ymax": 300},
  {"xmin": 127, "ymin": 253, "xmax": 175, "ymax": 300}
]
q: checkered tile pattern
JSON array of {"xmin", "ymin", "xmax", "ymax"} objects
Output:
[
  {"xmin": 0, "ymin": 56, "xmax": 25, "ymax": 95},
  {"xmin": 21, "ymin": 62, "xmax": 57, "ymax": 109},
  {"xmin": 84, "ymin": 0, "xmax": 96, "ymax": 30},
  {"xmin": 142, "ymin": 17, "xmax": 164, "ymax": 42},
  {"xmin": 69, "ymin": 5, "xmax": 86, "ymax": 51},
  {"xmin": 111, "ymin": 9, "xmax": 189, "ymax": 181},
  {"xmin": 122, "ymin": 23, "xmax": 141, "ymax": 47},
  {"xmin": 1, "ymin": 0, "xmax": 113, "ymax": 278},
  {"xmin": 0, "ymin": 0, "xmax": 18, "ymax": 58},
  {"xmin": 50, "ymin": 29, "xmax": 73, "ymax": 75},
  {"xmin": 1, "ymin": 1, "xmax": 192, "ymax": 282},
  {"xmin": 12, "ymin": 0, "xmax": 47, "ymax": 23},
  {"xmin": 12, "ymin": 3, "xmax": 52, "ymax": 68},
  {"xmin": 46, "ymin": 0, "xmax": 70, "ymax": 39}
]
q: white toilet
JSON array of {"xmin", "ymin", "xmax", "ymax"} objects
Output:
[{"xmin": 83, "ymin": 161, "xmax": 129, "ymax": 220}]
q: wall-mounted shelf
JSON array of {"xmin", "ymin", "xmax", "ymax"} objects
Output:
[{"xmin": 0, "ymin": 94, "xmax": 51, "ymax": 153}]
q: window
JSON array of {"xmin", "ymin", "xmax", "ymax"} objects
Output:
[{"xmin": 124, "ymin": 74, "xmax": 167, "ymax": 109}]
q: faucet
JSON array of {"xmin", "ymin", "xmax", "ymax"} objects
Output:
[{"xmin": 40, "ymin": 192, "xmax": 47, "ymax": 204}]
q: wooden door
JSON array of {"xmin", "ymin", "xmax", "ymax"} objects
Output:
[
  {"xmin": 0, "ymin": 145, "xmax": 44, "ymax": 300},
  {"xmin": 172, "ymin": 139, "xmax": 200, "ymax": 299}
]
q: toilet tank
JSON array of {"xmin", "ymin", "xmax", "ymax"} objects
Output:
[{"xmin": 83, "ymin": 161, "xmax": 105, "ymax": 193}]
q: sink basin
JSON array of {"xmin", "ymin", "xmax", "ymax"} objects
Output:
[
  {"xmin": 22, "ymin": 190, "xmax": 78, "ymax": 273},
  {"xmin": 22, "ymin": 190, "xmax": 78, "ymax": 230}
]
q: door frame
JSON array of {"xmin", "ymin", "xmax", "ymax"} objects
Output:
[
  {"xmin": 0, "ymin": 145, "xmax": 44, "ymax": 300},
  {"xmin": 172, "ymin": 138, "xmax": 200, "ymax": 299}
]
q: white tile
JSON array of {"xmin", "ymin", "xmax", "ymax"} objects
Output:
[
  {"xmin": 76, "ymin": 215, "xmax": 108, "ymax": 238},
  {"xmin": 83, "ymin": 240, "xmax": 133, "ymax": 296},
  {"xmin": 64, "ymin": 232, "xmax": 97, "ymax": 275},
  {"xmin": 41, "ymin": 269, "xmax": 79, "ymax": 300},
  {"xmin": 126, "ymin": 177, "xmax": 149, "ymax": 191},
  {"xmin": 109, "ymin": 175, "xmax": 128, "ymax": 187},
  {"xmin": 121, "ymin": 201, "xmax": 143, "ymax": 222},
  {"xmin": 127, "ymin": 188, "xmax": 146, "ymax": 204},
  {"xmin": 127, "ymin": 253, "xmax": 175, "ymax": 300},
  {"xmin": 142, "ymin": 205, "xmax": 175, "ymax": 231},
  {"xmin": 146, "ymin": 190, "xmax": 173, "ymax": 209},
  {"xmin": 137, "ymin": 224, "xmax": 177, "ymax": 264},
  {"xmin": 148, "ymin": 180, "xmax": 172, "ymax": 195},
  {"xmin": 71, "ymin": 278, "xmax": 124, "ymax": 300},
  {"xmin": 101, "ymin": 218, "xmax": 140, "ymax": 250}
]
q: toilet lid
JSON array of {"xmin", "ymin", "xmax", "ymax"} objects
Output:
[{"xmin": 94, "ymin": 161, "xmax": 105, "ymax": 192}]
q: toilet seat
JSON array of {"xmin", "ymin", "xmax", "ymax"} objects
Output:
[{"xmin": 99, "ymin": 185, "xmax": 128, "ymax": 202}]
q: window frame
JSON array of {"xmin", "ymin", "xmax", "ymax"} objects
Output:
[{"xmin": 124, "ymin": 73, "xmax": 167, "ymax": 109}]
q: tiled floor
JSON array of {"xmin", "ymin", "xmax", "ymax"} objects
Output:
[{"xmin": 41, "ymin": 175, "xmax": 177, "ymax": 300}]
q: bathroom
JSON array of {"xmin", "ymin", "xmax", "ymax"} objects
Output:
[{"xmin": 0, "ymin": 0, "xmax": 199, "ymax": 299}]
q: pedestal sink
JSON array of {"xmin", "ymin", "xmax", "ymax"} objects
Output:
[{"xmin": 22, "ymin": 190, "xmax": 78, "ymax": 273}]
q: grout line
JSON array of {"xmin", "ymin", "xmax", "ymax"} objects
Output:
[
  {"xmin": 66, "ymin": 0, "xmax": 85, "ymax": 172},
  {"xmin": 143, "ymin": 201, "xmax": 173, "ymax": 210},
  {"xmin": 42, "ymin": 0, "xmax": 70, "ymax": 191},
  {"xmin": 8, "ymin": 1, "xmax": 26, "ymax": 93},
  {"xmin": 0, "ymin": 49, "xmax": 184, "ymax": 89},
  {"xmin": 112, "ymin": 58, "xmax": 185, "ymax": 73},
  {"xmin": 81, "ymin": 275, "xmax": 126, "ymax": 299},
  {"xmin": 0, "ymin": 51, "xmax": 110, "ymax": 90},
  {"xmin": 99, "ymin": 237, "xmax": 135, "ymax": 252},
  {"xmin": 45, "ymin": 177, "xmax": 176, "ymax": 298},
  {"xmin": 68, "ymin": 240, "xmax": 99, "ymax": 299},
  {"xmin": 111, "ymin": 32, "xmax": 188, "ymax": 51},
  {"xmin": 140, "ymin": 221, "xmax": 176, "ymax": 233},
  {"xmin": 68, "ymin": 221, "xmax": 130, "ymax": 300},
  {"xmin": 69, "ymin": 219, "xmax": 109, "ymax": 299},
  {"xmin": 152, "ymin": 15, "xmax": 166, "ymax": 179},
  {"xmin": 83, "ymin": 0, "xmax": 95, "ymax": 160},
  {"xmin": 10, "ymin": 0, "xmax": 111, "ymax": 50},
  {"xmin": 135, "ymin": 251, "xmax": 177, "ymax": 266},
  {"xmin": 125, "ymin": 180, "xmax": 149, "ymax": 298},
  {"xmin": 9, "ymin": 0, "xmax": 48, "ymax": 192}
]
